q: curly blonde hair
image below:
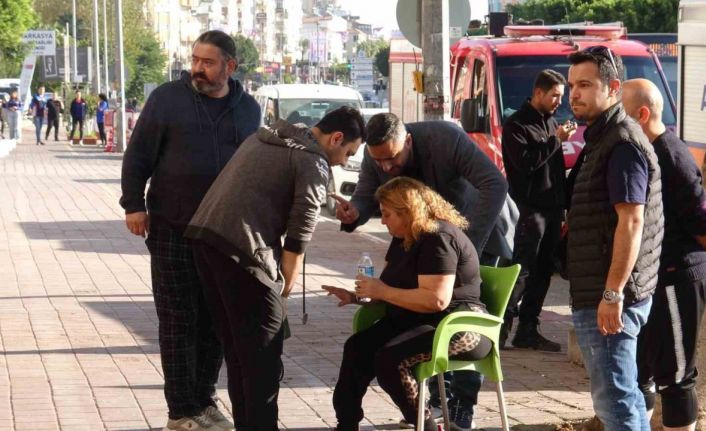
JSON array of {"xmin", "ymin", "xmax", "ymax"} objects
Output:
[{"xmin": 375, "ymin": 177, "xmax": 469, "ymax": 250}]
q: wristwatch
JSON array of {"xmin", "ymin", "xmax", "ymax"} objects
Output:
[{"xmin": 602, "ymin": 289, "xmax": 624, "ymax": 304}]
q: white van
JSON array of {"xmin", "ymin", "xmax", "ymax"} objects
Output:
[
  {"xmin": 677, "ymin": 0, "xmax": 706, "ymax": 168},
  {"xmin": 253, "ymin": 84, "xmax": 366, "ymax": 214}
]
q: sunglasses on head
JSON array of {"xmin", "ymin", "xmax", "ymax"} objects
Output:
[{"xmin": 585, "ymin": 45, "xmax": 619, "ymax": 77}]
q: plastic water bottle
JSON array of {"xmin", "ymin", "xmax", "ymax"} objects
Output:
[{"xmin": 356, "ymin": 252, "xmax": 374, "ymax": 303}]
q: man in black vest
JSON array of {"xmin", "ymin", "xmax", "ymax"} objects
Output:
[
  {"xmin": 500, "ymin": 69, "xmax": 576, "ymax": 352},
  {"xmin": 623, "ymin": 79, "xmax": 706, "ymax": 431},
  {"xmin": 566, "ymin": 47, "xmax": 663, "ymax": 431}
]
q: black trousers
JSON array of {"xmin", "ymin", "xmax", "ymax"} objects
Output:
[
  {"xmin": 145, "ymin": 222, "xmax": 223, "ymax": 419},
  {"xmin": 505, "ymin": 206, "xmax": 563, "ymax": 325},
  {"xmin": 97, "ymin": 121, "xmax": 106, "ymax": 143},
  {"xmin": 333, "ymin": 316, "xmax": 491, "ymax": 428},
  {"xmin": 192, "ymin": 242, "xmax": 285, "ymax": 431},
  {"xmin": 45, "ymin": 117, "xmax": 59, "ymax": 140},
  {"xmin": 637, "ymin": 278, "xmax": 706, "ymax": 426},
  {"xmin": 70, "ymin": 118, "xmax": 84, "ymax": 140}
]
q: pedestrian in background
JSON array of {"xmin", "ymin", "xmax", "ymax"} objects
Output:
[
  {"xmin": 6, "ymin": 89, "xmax": 22, "ymax": 140},
  {"xmin": 186, "ymin": 106, "xmax": 365, "ymax": 431},
  {"xmin": 120, "ymin": 30, "xmax": 260, "ymax": 431},
  {"xmin": 96, "ymin": 94, "xmax": 109, "ymax": 146},
  {"xmin": 45, "ymin": 93, "xmax": 62, "ymax": 142},
  {"xmin": 500, "ymin": 69, "xmax": 576, "ymax": 352},
  {"xmin": 333, "ymin": 112, "xmax": 515, "ymax": 430},
  {"xmin": 69, "ymin": 90, "xmax": 87, "ymax": 145},
  {"xmin": 29, "ymin": 85, "xmax": 47, "ymax": 145},
  {"xmin": 566, "ymin": 46, "xmax": 663, "ymax": 431},
  {"xmin": 623, "ymin": 78, "xmax": 706, "ymax": 431}
]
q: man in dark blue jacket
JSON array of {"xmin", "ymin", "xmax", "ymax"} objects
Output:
[
  {"xmin": 623, "ymin": 79, "xmax": 706, "ymax": 431},
  {"xmin": 69, "ymin": 90, "xmax": 87, "ymax": 145},
  {"xmin": 120, "ymin": 30, "xmax": 260, "ymax": 431}
]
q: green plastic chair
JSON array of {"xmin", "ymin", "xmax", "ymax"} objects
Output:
[{"xmin": 351, "ymin": 264, "xmax": 520, "ymax": 431}]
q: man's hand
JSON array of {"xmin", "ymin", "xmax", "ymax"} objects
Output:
[
  {"xmin": 126, "ymin": 211, "xmax": 149, "ymax": 237},
  {"xmin": 322, "ymin": 285, "xmax": 357, "ymax": 306},
  {"xmin": 596, "ymin": 299, "xmax": 624, "ymax": 336},
  {"xmin": 556, "ymin": 121, "xmax": 578, "ymax": 142},
  {"xmin": 331, "ymin": 194, "xmax": 360, "ymax": 225}
]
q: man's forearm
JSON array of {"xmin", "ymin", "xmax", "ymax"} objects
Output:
[
  {"xmin": 281, "ymin": 249, "xmax": 305, "ymax": 297},
  {"xmin": 606, "ymin": 212, "xmax": 644, "ymax": 292}
]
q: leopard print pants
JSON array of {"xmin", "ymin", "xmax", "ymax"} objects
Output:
[{"xmin": 397, "ymin": 330, "xmax": 483, "ymax": 417}]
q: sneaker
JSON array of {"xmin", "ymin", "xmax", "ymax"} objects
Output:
[
  {"xmin": 79, "ymin": 140, "xmax": 84, "ymax": 146},
  {"xmin": 399, "ymin": 406, "xmax": 443, "ymax": 428},
  {"xmin": 512, "ymin": 322, "xmax": 561, "ymax": 352},
  {"xmin": 448, "ymin": 401, "xmax": 476, "ymax": 431},
  {"xmin": 202, "ymin": 406, "xmax": 234, "ymax": 431},
  {"xmin": 163, "ymin": 415, "xmax": 217, "ymax": 431}
]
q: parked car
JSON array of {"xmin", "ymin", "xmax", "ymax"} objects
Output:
[{"xmin": 253, "ymin": 84, "xmax": 366, "ymax": 214}]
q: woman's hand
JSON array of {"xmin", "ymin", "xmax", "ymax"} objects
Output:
[
  {"xmin": 322, "ymin": 285, "xmax": 357, "ymax": 307},
  {"xmin": 355, "ymin": 275, "xmax": 387, "ymax": 301}
]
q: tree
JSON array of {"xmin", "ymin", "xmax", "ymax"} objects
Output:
[
  {"xmin": 232, "ymin": 34, "xmax": 259, "ymax": 81},
  {"xmin": 506, "ymin": 0, "xmax": 679, "ymax": 33},
  {"xmin": 0, "ymin": 0, "xmax": 38, "ymax": 77},
  {"xmin": 125, "ymin": 32, "xmax": 166, "ymax": 101},
  {"xmin": 374, "ymin": 46, "xmax": 389, "ymax": 77},
  {"xmin": 356, "ymin": 39, "xmax": 388, "ymax": 59}
]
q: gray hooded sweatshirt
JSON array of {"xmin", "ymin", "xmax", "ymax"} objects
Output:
[{"xmin": 184, "ymin": 120, "xmax": 329, "ymax": 290}]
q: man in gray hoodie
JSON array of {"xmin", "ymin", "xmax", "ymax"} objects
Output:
[{"xmin": 184, "ymin": 106, "xmax": 366, "ymax": 430}]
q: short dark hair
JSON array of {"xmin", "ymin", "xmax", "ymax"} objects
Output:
[
  {"xmin": 534, "ymin": 69, "xmax": 566, "ymax": 92},
  {"xmin": 315, "ymin": 106, "xmax": 366, "ymax": 144},
  {"xmin": 365, "ymin": 112, "xmax": 406, "ymax": 147},
  {"xmin": 568, "ymin": 46, "xmax": 624, "ymax": 86},
  {"xmin": 99, "ymin": 93, "xmax": 107, "ymax": 101},
  {"xmin": 194, "ymin": 30, "xmax": 237, "ymax": 61}
]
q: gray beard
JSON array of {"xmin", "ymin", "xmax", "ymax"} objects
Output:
[{"xmin": 191, "ymin": 78, "xmax": 226, "ymax": 95}]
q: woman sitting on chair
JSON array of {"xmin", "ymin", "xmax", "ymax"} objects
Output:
[{"xmin": 324, "ymin": 177, "xmax": 493, "ymax": 431}]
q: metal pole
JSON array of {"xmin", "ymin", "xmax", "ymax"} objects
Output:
[
  {"xmin": 103, "ymin": 0, "xmax": 109, "ymax": 95},
  {"xmin": 116, "ymin": 0, "xmax": 127, "ymax": 152},
  {"xmin": 72, "ymin": 0, "xmax": 78, "ymax": 83},
  {"xmin": 93, "ymin": 0, "xmax": 102, "ymax": 93}
]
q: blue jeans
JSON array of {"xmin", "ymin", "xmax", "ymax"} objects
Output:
[
  {"xmin": 572, "ymin": 297, "xmax": 652, "ymax": 431},
  {"xmin": 34, "ymin": 116, "xmax": 44, "ymax": 142},
  {"xmin": 428, "ymin": 370, "xmax": 482, "ymax": 414}
]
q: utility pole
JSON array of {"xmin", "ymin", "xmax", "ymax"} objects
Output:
[
  {"xmin": 72, "ymin": 0, "xmax": 79, "ymax": 83},
  {"xmin": 421, "ymin": 0, "xmax": 450, "ymax": 120},
  {"xmin": 115, "ymin": 0, "xmax": 127, "ymax": 152},
  {"xmin": 103, "ymin": 0, "xmax": 110, "ymax": 95},
  {"xmin": 93, "ymin": 0, "xmax": 102, "ymax": 94}
]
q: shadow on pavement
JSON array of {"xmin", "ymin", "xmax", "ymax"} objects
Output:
[
  {"xmin": 18, "ymin": 220, "xmax": 147, "ymax": 255},
  {"xmin": 74, "ymin": 178, "xmax": 121, "ymax": 184}
]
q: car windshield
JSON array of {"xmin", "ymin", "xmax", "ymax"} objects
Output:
[
  {"xmin": 496, "ymin": 55, "xmax": 676, "ymax": 126},
  {"xmin": 278, "ymin": 99, "xmax": 361, "ymax": 127}
]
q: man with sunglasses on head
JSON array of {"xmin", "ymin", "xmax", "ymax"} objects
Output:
[
  {"xmin": 333, "ymin": 112, "xmax": 515, "ymax": 430},
  {"xmin": 566, "ymin": 46, "xmax": 663, "ymax": 431}
]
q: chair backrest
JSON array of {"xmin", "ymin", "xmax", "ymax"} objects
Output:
[{"xmin": 479, "ymin": 264, "xmax": 521, "ymax": 318}]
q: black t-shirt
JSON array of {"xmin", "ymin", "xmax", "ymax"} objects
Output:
[
  {"xmin": 201, "ymin": 93, "xmax": 231, "ymax": 122},
  {"xmin": 380, "ymin": 220, "xmax": 485, "ymax": 328}
]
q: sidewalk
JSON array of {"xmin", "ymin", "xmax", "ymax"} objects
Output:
[{"xmin": 0, "ymin": 128, "xmax": 594, "ymax": 430}]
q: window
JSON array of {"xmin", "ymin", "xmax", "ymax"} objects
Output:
[
  {"xmin": 471, "ymin": 59, "xmax": 491, "ymax": 132},
  {"xmin": 451, "ymin": 57, "xmax": 471, "ymax": 118}
]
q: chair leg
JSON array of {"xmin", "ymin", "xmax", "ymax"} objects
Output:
[
  {"xmin": 496, "ymin": 381, "xmax": 510, "ymax": 431},
  {"xmin": 437, "ymin": 374, "xmax": 450, "ymax": 431},
  {"xmin": 417, "ymin": 378, "xmax": 428, "ymax": 431}
]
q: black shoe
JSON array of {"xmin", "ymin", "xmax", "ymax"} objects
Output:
[
  {"xmin": 512, "ymin": 322, "xmax": 561, "ymax": 352},
  {"xmin": 499, "ymin": 317, "xmax": 513, "ymax": 350},
  {"xmin": 39, "ymin": 141, "xmax": 45, "ymax": 145}
]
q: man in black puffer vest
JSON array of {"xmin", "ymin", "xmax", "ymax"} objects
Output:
[{"xmin": 566, "ymin": 47, "xmax": 663, "ymax": 431}]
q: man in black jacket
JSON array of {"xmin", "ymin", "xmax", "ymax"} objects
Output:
[
  {"xmin": 623, "ymin": 79, "xmax": 706, "ymax": 431},
  {"xmin": 500, "ymin": 69, "xmax": 576, "ymax": 351},
  {"xmin": 120, "ymin": 30, "xmax": 261, "ymax": 431},
  {"xmin": 567, "ymin": 47, "xmax": 663, "ymax": 431}
]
